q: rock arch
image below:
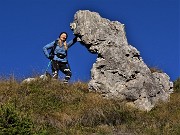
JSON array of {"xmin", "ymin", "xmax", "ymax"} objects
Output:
[{"xmin": 70, "ymin": 10, "xmax": 173, "ymax": 111}]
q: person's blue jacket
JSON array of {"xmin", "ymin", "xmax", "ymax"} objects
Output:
[{"xmin": 43, "ymin": 38, "xmax": 76, "ymax": 62}]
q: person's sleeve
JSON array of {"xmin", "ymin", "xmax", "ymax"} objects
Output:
[
  {"xmin": 43, "ymin": 41, "xmax": 55, "ymax": 58},
  {"xmin": 67, "ymin": 37, "xmax": 77, "ymax": 48}
]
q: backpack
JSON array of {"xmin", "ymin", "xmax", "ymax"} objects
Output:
[{"xmin": 49, "ymin": 40, "xmax": 58, "ymax": 56}]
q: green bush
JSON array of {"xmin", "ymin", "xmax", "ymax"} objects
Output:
[{"xmin": 0, "ymin": 103, "xmax": 34, "ymax": 135}]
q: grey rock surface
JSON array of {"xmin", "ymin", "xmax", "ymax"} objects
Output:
[{"xmin": 71, "ymin": 10, "xmax": 173, "ymax": 111}]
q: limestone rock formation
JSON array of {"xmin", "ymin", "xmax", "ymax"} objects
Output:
[{"xmin": 70, "ymin": 10, "xmax": 173, "ymax": 111}]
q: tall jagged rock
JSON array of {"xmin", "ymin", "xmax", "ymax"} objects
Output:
[{"xmin": 70, "ymin": 10, "xmax": 173, "ymax": 111}]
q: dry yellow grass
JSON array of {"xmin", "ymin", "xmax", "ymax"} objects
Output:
[{"xmin": 0, "ymin": 77, "xmax": 180, "ymax": 135}]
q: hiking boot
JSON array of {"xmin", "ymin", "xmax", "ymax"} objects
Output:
[
  {"xmin": 63, "ymin": 79, "xmax": 68, "ymax": 84},
  {"xmin": 52, "ymin": 71, "xmax": 58, "ymax": 79},
  {"xmin": 52, "ymin": 74, "xmax": 58, "ymax": 79}
]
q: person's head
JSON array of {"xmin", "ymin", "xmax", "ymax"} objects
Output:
[{"xmin": 59, "ymin": 32, "xmax": 68, "ymax": 42}]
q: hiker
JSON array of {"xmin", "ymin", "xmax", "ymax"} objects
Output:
[{"xmin": 43, "ymin": 32, "xmax": 78, "ymax": 83}]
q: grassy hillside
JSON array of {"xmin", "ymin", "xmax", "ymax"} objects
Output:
[{"xmin": 0, "ymin": 77, "xmax": 180, "ymax": 135}]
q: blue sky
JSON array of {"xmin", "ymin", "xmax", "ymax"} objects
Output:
[{"xmin": 0, "ymin": 0, "xmax": 179, "ymax": 81}]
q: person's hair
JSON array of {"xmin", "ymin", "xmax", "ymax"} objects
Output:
[
  {"xmin": 58, "ymin": 32, "xmax": 68, "ymax": 50},
  {"xmin": 59, "ymin": 32, "xmax": 68, "ymax": 39}
]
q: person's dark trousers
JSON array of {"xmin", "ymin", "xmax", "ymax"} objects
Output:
[{"xmin": 51, "ymin": 60, "xmax": 72, "ymax": 81}]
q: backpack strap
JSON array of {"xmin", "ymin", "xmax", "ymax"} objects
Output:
[{"xmin": 49, "ymin": 40, "xmax": 58, "ymax": 55}]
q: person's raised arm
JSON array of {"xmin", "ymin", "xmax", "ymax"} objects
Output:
[{"xmin": 67, "ymin": 37, "xmax": 78, "ymax": 48}]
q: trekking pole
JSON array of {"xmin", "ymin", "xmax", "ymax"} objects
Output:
[{"xmin": 45, "ymin": 60, "xmax": 52, "ymax": 74}]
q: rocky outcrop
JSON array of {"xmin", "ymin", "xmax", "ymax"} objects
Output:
[{"xmin": 70, "ymin": 10, "xmax": 173, "ymax": 111}]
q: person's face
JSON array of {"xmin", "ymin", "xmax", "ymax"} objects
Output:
[{"xmin": 60, "ymin": 33, "xmax": 67, "ymax": 41}]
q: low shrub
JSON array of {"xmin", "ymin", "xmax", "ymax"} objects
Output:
[
  {"xmin": 174, "ymin": 77, "xmax": 180, "ymax": 93},
  {"xmin": 0, "ymin": 103, "xmax": 34, "ymax": 135}
]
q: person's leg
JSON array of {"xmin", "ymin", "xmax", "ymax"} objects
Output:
[
  {"xmin": 51, "ymin": 60, "xmax": 59, "ymax": 79},
  {"xmin": 59, "ymin": 62, "xmax": 72, "ymax": 83}
]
